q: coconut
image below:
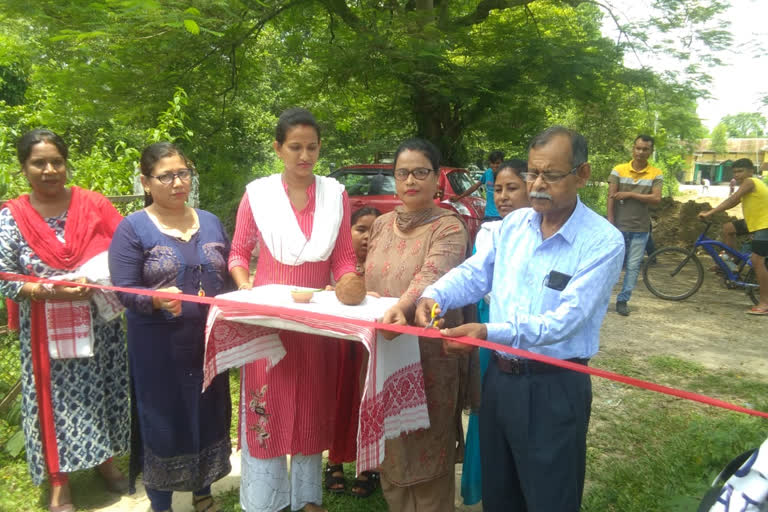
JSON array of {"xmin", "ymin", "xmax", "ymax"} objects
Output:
[{"xmin": 335, "ymin": 273, "xmax": 366, "ymax": 305}]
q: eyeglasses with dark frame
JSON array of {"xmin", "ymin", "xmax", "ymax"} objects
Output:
[
  {"xmin": 149, "ymin": 169, "xmax": 194, "ymax": 185},
  {"xmin": 393, "ymin": 167, "xmax": 436, "ymax": 181},
  {"xmin": 521, "ymin": 165, "xmax": 581, "ymax": 184}
]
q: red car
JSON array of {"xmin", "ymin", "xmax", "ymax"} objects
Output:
[{"xmin": 329, "ymin": 164, "xmax": 486, "ymax": 241}]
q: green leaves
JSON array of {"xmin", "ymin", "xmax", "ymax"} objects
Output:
[
  {"xmin": 3, "ymin": 429, "xmax": 24, "ymax": 458},
  {"xmin": 719, "ymin": 112, "xmax": 766, "ymax": 138},
  {"xmin": 0, "ymin": 0, "xmax": 723, "ymax": 219},
  {"xmin": 710, "ymin": 123, "xmax": 728, "ymax": 154},
  {"xmin": 183, "ymin": 18, "xmax": 200, "ymax": 35}
]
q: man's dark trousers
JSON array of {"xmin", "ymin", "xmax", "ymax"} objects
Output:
[{"xmin": 479, "ymin": 358, "xmax": 592, "ymax": 511}]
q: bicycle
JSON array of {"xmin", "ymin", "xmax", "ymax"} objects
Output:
[{"xmin": 642, "ymin": 221, "xmax": 764, "ymax": 303}]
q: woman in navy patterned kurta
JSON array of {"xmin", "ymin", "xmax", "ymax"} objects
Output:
[{"xmin": 108, "ymin": 142, "xmax": 232, "ymax": 512}]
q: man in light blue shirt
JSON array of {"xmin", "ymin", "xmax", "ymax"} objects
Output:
[{"xmin": 415, "ymin": 126, "xmax": 624, "ymax": 512}]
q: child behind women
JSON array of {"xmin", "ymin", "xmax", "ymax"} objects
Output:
[{"xmin": 326, "ymin": 206, "xmax": 382, "ymax": 498}]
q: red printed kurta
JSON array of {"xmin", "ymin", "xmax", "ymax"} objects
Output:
[{"xmin": 229, "ymin": 180, "xmax": 357, "ymax": 458}]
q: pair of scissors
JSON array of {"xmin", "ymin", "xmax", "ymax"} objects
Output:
[{"xmin": 429, "ymin": 302, "xmax": 440, "ymax": 328}]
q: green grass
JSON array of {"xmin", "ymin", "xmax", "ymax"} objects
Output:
[
  {"xmin": 584, "ymin": 354, "xmax": 768, "ymax": 512},
  {"xmin": 0, "ymin": 347, "xmax": 766, "ymax": 511}
]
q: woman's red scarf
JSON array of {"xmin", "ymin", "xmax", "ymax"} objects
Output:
[{"xmin": 5, "ymin": 187, "xmax": 122, "ymax": 476}]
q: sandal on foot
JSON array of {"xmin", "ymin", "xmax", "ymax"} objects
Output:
[
  {"xmin": 324, "ymin": 463, "xmax": 346, "ymax": 494},
  {"xmin": 192, "ymin": 495, "xmax": 219, "ymax": 512},
  {"xmin": 350, "ymin": 471, "xmax": 380, "ymax": 498},
  {"xmin": 747, "ymin": 305, "xmax": 768, "ymax": 315}
]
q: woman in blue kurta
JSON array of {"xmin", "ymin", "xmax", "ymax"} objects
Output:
[{"xmin": 108, "ymin": 142, "xmax": 232, "ymax": 512}]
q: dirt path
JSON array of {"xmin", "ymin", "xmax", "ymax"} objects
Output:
[{"xmin": 600, "ymin": 265, "xmax": 766, "ymax": 378}]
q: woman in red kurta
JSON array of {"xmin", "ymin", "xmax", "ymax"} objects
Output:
[{"xmin": 228, "ymin": 108, "xmax": 361, "ymax": 512}]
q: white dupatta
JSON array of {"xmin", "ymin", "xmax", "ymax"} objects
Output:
[{"xmin": 246, "ymin": 174, "xmax": 345, "ymax": 265}]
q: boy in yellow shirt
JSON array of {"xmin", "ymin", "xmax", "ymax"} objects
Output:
[{"xmin": 700, "ymin": 158, "xmax": 768, "ymax": 314}]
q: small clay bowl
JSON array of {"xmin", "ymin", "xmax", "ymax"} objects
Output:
[{"xmin": 290, "ymin": 290, "xmax": 314, "ymax": 303}]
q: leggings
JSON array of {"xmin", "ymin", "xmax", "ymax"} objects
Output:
[{"xmin": 145, "ymin": 485, "xmax": 212, "ymax": 511}]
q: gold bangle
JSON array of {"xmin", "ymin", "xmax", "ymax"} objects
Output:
[{"xmin": 30, "ymin": 283, "xmax": 47, "ymax": 301}]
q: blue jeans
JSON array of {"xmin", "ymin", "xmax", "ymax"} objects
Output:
[
  {"xmin": 617, "ymin": 231, "xmax": 650, "ymax": 303},
  {"xmin": 646, "ymin": 231, "xmax": 656, "ymax": 256}
]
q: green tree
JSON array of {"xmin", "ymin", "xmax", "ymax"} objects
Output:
[
  {"xmin": 0, "ymin": 0, "xmax": 724, "ymax": 163},
  {"xmin": 720, "ymin": 112, "xmax": 766, "ymax": 138},
  {"xmin": 710, "ymin": 123, "xmax": 728, "ymax": 154},
  {"xmin": 0, "ymin": 0, "xmax": 720, "ymax": 219}
]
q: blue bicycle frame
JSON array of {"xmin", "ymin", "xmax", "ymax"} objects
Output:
[{"xmin": 693, "ymin": 223, "xmax": 756, "ymax": 288}]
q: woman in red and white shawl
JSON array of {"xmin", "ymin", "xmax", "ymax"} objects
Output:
[
  {"xmin": 0, "ymin": 130, "xmax": 130, "ymax": 512},
  {"xmin": 229, "ymin": 108, "xmax": 365, "ymax": 512}
]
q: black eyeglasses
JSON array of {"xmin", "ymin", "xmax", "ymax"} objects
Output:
[
  {"xmin": 394, "ymin": 167, "xmax": 436, "ymax": 181},
  {"xmin": 520, "ymin": 165, "xmax": 580, "ymax": 184},
  {"xmin": 150, "ymin": 169, "xmax": 194, "ymax": 185}
]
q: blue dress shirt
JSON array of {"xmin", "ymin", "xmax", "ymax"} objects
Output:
[{"xmin": 422, "ymin": 198, "xmax": 625, "ymax": 360}]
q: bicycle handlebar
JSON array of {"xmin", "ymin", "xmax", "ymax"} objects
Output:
[{"xmin": 698, "ymin": 219, "xmax": 713, "ymax": 238}]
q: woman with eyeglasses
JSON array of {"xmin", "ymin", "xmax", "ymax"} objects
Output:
[
  {"xmin": 108, "ymin": 142, "xmax": 232, "ymax": 512},
  {"xmin": 366, "ymin": 138, "xmax": 477, "ymax": 511},
  {"xmin": 0, "ymin": 129, "xmax": 130, "ymax": 512}
]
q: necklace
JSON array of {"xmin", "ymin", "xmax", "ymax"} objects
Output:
[{"xmin": 148, "ymin": 208, "xmax": 199, "ymax": 242}]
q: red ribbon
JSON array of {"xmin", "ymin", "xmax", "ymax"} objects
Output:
[{"xmin": 2, "ymin": 271, "xmax": 766, "ymax": 420}]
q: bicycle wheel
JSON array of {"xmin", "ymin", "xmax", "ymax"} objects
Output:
[
  {"xmin": 743, "ymin": 257, "xmax": 767, "ymax": 305},
  {"xmin": 744, "ymin": 268, "xmax": 759, "ymax": 305},
  {"xmin": 643, "ymin": 247, "xmax": 704, "ymax": 300}
]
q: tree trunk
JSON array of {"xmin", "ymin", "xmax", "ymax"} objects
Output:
[{"xmin": 412, "ymin": 87, "xmax": 467, "ymax": 166}]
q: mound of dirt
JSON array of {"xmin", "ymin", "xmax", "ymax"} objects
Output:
[{"xmin": 650, "ymin": 197, "xmax": 739, "ymax": 249}]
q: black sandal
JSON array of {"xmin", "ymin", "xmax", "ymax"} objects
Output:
[
  {"xmin": 324, "ymin": 463, "xmax": 346, "ymax": 494},
  {"xmin": 350, "ymin": 471, "xmax": 380, "ymax": 498}
]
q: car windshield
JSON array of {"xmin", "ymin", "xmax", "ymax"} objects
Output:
[
  {"xmin": 334, "ymin": 169, "xmax": 396, "ymax": 196},
  {"xmin": 447, "ymin": 170, "xmax": 481, "ymax": 196}
]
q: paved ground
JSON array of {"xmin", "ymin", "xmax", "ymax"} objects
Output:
[
  {"xmin": 678, "ymin": 183, "xmax": 731, "ymax": 198},
  {"xmin": 93, "ymin": 456, "xmax": 241, "ymax": 512}
]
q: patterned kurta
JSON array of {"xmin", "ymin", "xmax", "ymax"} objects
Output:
[
  {"xmin": 0, "ymin": 208, "xmax": 130, "ymax": 485},
  {"xmin": 365, "ymin": 210, "xmax": 471, "ymax": 486},
  {"xmin": 109, "ymin": 210, "xmax": 232, "ymax": 492},
  {"xmin": 229, "ymin": 183, "xmax": 357, "ymax": 458}
]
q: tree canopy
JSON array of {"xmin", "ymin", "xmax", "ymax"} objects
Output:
[
  {"xmin": 710, "ymin": 123, "xmax": 728, "ymax": 154},
  {"xmin": 0, "ymin": 0, "xmax": 728, "ymax": 221},
  {"xmin": 719, "ymin": 112, "xmax": 766, "ymax": 138}
]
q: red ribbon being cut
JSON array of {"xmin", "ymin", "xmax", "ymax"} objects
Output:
[{"xmin": 2, "ymin": 271, "xmax": 766, "ymax": 420}]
